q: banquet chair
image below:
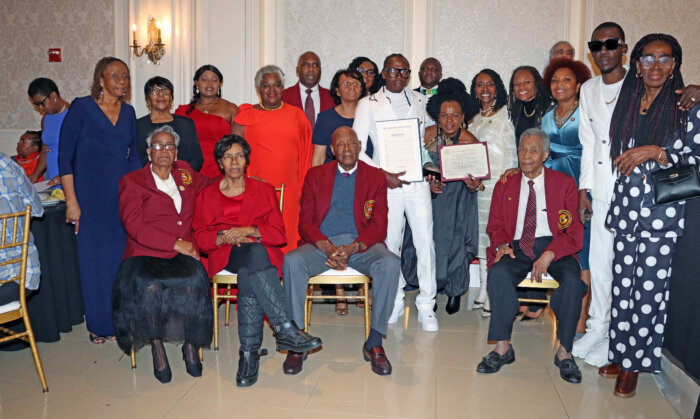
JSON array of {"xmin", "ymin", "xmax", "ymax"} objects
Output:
[
  {"xmin": 517, "ymin": 272, "xmax": 558, "ymax": 305},
  {"xmin": 305, "ymin": 267, "xmax": 371, "ymax": 339},
  {"xmin": 0, "ymin": 205, "xmax": 48, "ymax": 392},
  {"xmin": 210, "ymin": 183, "xmax": 284, "ymax": 350}
]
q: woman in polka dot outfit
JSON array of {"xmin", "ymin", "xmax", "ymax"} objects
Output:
[{"xmin": 602, "ymin": 33, "xmax": 700, "ymax": 398}]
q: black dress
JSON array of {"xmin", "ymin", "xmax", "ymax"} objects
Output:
[{"xmin": 136, "ymin": 115, "xmax": 205, "ymax": 171}]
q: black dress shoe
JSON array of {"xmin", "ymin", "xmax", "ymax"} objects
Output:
[
  {"xmin": 273, "ymin": 322, "xmax": 323, "ymax": 353},
  {"xmin": 182, "ymin": 346, "xmax": 203, "ymax": 378},
  {"xmin": 362, "ymin": 346, "xmax": 392, "ymax": 375},
  {"xmin": 282, "ymin": 351, "xmax": 307, "ymax": 375},
  {"xmin": 446, "ymin": 296, "xmax": 461, "ymax": 315},
  {"xmin": 554, "ymin": 355, "xmax": 582, "ymax": 384},
  {"xmin": 236, "ymin": 348, "xmax": 268, "ymax": 387},
  {"xmin": 476, "ymin": 345, "xmax": 515, "ymax": 374}
]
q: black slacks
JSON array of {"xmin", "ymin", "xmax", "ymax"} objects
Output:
[{"xmin": 487, "ymin": 237, "xmax": 585, "ymax": 352}]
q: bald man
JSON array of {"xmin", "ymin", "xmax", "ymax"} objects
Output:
[{"xmin": 282, "ymin": 51, "xmax": 335, "ymax": 128}]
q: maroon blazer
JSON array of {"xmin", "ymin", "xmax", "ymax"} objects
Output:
[
  {"xmin": 299, "ymin": 160, "xmax": 388, "ymax": 250},
  {"xmin": 486, "ymin": 168, "xmax": 583, "ymax": 269},
  {"xmin": 282, "ymin": 82, "xmax": 335, "ymax": 114},
  {"xmin": 119, "ymin": 161, "xmax": 213, "ymax": 259},
  {"xmin": 193, "ymin": 177, "xmax": 286, "ymax": 277}
]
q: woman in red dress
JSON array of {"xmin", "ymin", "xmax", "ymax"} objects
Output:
[
  {"xmin": 232, "ymin": 65, "xmax": 312, "ymax": 253},
  {"xmin": 175, "ymin": 65, "xmax": 238, "ymax": 178}
]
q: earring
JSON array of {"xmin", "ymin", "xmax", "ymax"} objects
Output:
[
  {"xmin": 670, "ymin": 74, "xmax": 674, "ymax": 79},
  {"xmin": 461, "ymin": 121, "xmax": 467, "ymax": 129},
  {"xmin": 636, "ymin": 72, "xmax": 641, "ymax": 78},
  {"xmin": 194, "ymin": 87, "xmax": 199, "ymax": 95},
  {"xmin": 218, "ymin": 88, "xmax": 222, "ymax": 97}
]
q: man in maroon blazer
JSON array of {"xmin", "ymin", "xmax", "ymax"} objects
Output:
[
  {"xmin": 281, "ymin": 51, "xmax": 334, "ymax": 128},
  {"xmin": 282, "ymin": 126, "xmax": 399, "ymax": 376},
  {"xmin": 476, "ymin": 128, "xmax": 586, "ymax": 384}
]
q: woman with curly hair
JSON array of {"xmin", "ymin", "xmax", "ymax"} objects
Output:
[
  {"xmin": 468, "ymin": 69, "xmax": 517, "ymax": 317},
  {"xmin": 59, "ymin": 57, "xmax": 142, "ymax": 343},
  {"xmin": 175, "ymin": 65, "xmax": 238, "ymax": 177},
  {"xmin": 600, "ymin": 33, "xmax": 700, "ymax": 398},
  {"xmin": 508, "ymin": 66, "xmax": 551, "ymax": 144},
  {"xmin": 348, "ymin": 56, "xmax": 382, "ymax": 95}
]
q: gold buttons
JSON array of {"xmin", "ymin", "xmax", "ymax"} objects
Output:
[{"xmin": 177, "ymin": 221, "xmax": 182, "ymax": 226}]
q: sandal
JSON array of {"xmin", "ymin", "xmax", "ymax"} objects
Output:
[
  {"xmin": 106, "ymin": 335, "xmax": 117, "ymax": 341},
  {"xmin": 335, "ymin": 300, "xmax": 349, "ymax": 316},
  {"xmin": 89, "ymin": 333, "xmax": 106, "ymax": 344}
]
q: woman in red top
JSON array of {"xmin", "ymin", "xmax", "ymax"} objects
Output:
[
  {"xmin": 193, "ymin": 135, "xmax": 321, "ymax": 387},
  {"xmin": 112, "ymin": 126, "xmax": 214, "ymax": 384},
  {"xmin": 174, "ymin": 65, "xmax": 238, "ymax": 178}
]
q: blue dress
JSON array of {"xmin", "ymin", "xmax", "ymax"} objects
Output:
[
  {"xmin": 43, "ymin": 109, "xmax": 69, "ymax": 181},
  {"xmin": 541, "ymin": 107, "xmax": 590, "ymax": 269},
  {"xmin": 59, "ymin": 96, "xmax": 141, "ymax": 336},
  {"xmin": 311, "ymin": 108, "xmax": 353, "ymax": 163}
]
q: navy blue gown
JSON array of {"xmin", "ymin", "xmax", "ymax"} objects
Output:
[{"xmin": 59, "ymin": 96, "xmax": 141, "ymax": 336}]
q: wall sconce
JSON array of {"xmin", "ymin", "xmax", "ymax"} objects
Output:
[{"xmin": 131, "ymin": 17, "xmax": 165, "ymax": 64}]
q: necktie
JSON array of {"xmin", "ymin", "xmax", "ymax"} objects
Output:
[
  {"xmin": 304, "ymin": 88, "xmax": 315, "ymax": 128},
  {"xmin": 421, "ymin": 88, "xmax": 437, "ymax": 95},
  {"xmin": 520, "ymin": 180, "xmax": 537, "ymax": 259}
]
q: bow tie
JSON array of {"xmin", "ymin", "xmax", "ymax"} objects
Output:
[{"xmin": 421, "ymin": 88, "xmax": 437, "ymax": 95}]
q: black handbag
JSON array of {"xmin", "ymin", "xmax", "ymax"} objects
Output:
[{"xmin": 652, "ymin": 156, "xmax": 700, "ymax": 205}]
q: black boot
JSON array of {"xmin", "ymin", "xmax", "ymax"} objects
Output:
[
  {"xmin": 236, "ymin": 296, "xmax": 268, "ymax": 387},
  {"xmin": 446, "ymin": 295, "xmax": 461, "ymax": 315},
  {"xmin": 239, "ymin": 267, "xmax": 323, "ymax": 353}
]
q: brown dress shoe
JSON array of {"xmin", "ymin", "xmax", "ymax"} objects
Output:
[
  {"xmin": 614, "ymin": 371, "xmax": 638, "ymax": 398},
  {"xmin": 362, "ymin": 346, "xmax": 392, "ymax": 376},
  {"xmin": 283, "ymin": 351, "xmax": 306, "ymax": 375},
  {"xmin": 598, "ymin": 363, "xmax": 620, "ymax": 378}
]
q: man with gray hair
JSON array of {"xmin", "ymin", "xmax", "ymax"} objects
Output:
[
  {"xmin": 476, "ymin": 128, "xmax": 586, "ymax": 384},
  {"xmin": 550, "ymin": 40, "xmax": 575, "ymax": 60}
]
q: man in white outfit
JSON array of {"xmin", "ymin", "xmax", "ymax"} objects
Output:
[
  {"xmin": 573, "ymin": 21, "xmax": 629, "ymax": 367},
  {"xmin": 353, "ymin": 53, "xmax": 439, "ymax": 332}
]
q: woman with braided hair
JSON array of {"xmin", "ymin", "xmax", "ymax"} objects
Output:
[
  {"xmin": 600, "ymin": 33, "xmax": 700, "ymax": 398},
  {"xmin": 175, "ymin": 65, "xmax": 238, "ymax": 177}
]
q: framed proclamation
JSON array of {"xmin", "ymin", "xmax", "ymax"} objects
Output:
[
  {"xmin": 438, "ymin": 142, "xmax": 491, "ymax": 182},
  {"xmin": 375, "ymin": 118, "xmax": 423, "ymax": 182}
]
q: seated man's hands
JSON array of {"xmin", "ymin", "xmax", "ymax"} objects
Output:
[
  {"xmin": 316, "ymin": 240, "xmax": 363, "ymax": 270},
  {"xmin": 494, "ymin": 243, "xmax": 515, "ymax": 263},
  {"xmin": 174, "ymin": 239, "xmax": 200, "ymax": 260},
  {"xmin": 530, "ymin": 250, "xmax": 555, "ymax": 283}
]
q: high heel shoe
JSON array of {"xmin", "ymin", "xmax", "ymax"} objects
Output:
[
  {"xmin": 182, "ymin": 344, "xmax": 202, "ymax": 378},
  {"xmin": 151, "ymin": 340, "xmax": 171, "ymax": 384}
]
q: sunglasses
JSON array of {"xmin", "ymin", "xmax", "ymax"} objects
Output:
[{"xmin": 588, "ymin": 38, "xmax": 622, "ymax": 52}]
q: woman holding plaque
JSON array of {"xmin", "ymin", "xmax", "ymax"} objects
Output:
[
  {"xmin": 468, "ymin": 69, "xmax": 517, "ymax": 317},
  {"xmin": 422, "ymin": 78, "xmax": 481, "ymax": 314}
]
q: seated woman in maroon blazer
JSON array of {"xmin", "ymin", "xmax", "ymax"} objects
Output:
[
  {"xmin": 112, "ymin": 125, "xmax": 214, "ymax": 384},
  {"xmin": 192, "ymin": 135, "xmax": 322, "ymax": 387}
]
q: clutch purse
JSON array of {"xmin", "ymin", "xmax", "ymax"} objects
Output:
[{"xmin": 652, "ymin": 157, "xmax": 700, "ymax": 205}]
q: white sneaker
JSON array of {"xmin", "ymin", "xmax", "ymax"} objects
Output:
[
  {"xmin": 418, "ymin": 309, "xmax": 439, "ymax": 332},
  {"xmin": 584, "ymin": 338, "xmax": 610, "ymax": 367},
  {"xmin": 388, "ymin": 302, "xmax": 405, "ymax": 324},
  {"xmin": 571, "ymin": 330, "xmax": 605, "ymax": 359}
]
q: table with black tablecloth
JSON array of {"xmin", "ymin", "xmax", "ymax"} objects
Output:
[{"xmin": 0, "ymin": 202, "xmax": 84, "ymax": 350}]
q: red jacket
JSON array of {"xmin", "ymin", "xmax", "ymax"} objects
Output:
[
  {"xmin": 299, "ymin": 160, "xmax": 388, "ymax": 250},
  {"xmin": 193, "ymin": 177, "xmax": 286, "ymax": 276},
  {"xmin": 282, "ymin": 82, "xmax": 335, "ymax": 114},
  {"xmin": 486, "ymin": 168, "xmax": 583, "ymax": 269},
  {"xmin": 119, "ymin": 161, "xmax": 213, "ymax": 259}
]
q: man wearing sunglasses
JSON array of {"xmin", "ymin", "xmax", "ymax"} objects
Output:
[
  {"xmin": 353, "ymin": 53, "xmax": 439, "ymax": 332},
  {"xmin": 574, "ymin": 22, "xmax": 700, "ymax": 369},
  {"xmin": 27, "ymin": 78, "xmax": 70, "ymax": 186}
]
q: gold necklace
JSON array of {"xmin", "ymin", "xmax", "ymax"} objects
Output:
[
  {"xmin": 523, "ymin": 103, "xmax": 536, "ymax": 117},
  {"xmin": 605, "ymin": 85, "xmax": 621, "ymax": 105},
  {"xmin": 480, "ymin": 105, "xmax": 494, "ymax": 117},
  {"xmin": 554, "ymin": 100, "xmax": 578, "ymax": 127},
  {"xmin": 259, "ymin": 101, "xmax": 284, "ymax": 111}
]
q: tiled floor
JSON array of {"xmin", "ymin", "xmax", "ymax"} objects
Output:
[{"xmin": 0, "ymin": 292, "xmax": 680, "ymax": 418}]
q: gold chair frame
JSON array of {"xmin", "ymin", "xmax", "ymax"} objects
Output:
[
  {"xmin": 0, "ymin": 205, "xmax": 48, "ymax": 392},
  {"xmin": 210, "ymin": 183, "xmax": 284, "ymax": 350},
  {"xmin": 304, "ymin": 269, "xmax": 371, "ymax": 339},
  {"xmin": 517, "ymin": 273, "xmax": 558, "ymax": 304}
]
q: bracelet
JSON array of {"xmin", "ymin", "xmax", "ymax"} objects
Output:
[{"xmin": 657, "ymin": 148, "xmax": 668, "ymax": 166}]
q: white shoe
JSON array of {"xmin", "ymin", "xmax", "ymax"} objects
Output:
[
  {"xmin": 388, "ymin": 302, "xmax": 405, "ymax": 324},
  {"xmin": 418, "ymin": 309, "xmax": 439, "ymax": 332},
  {"xmin": 584, "ymin": 338, "xmax": 610, "ymax": 367},
  {"xmin": 571, "ymin": 330, "xmax": 605, "ymax": 359}
]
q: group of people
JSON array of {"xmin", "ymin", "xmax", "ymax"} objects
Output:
[{"xmin": 9, "ymin": 20, "xmax": 698, "ymax": 398}]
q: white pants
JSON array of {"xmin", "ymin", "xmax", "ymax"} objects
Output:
[
  {"xmin": 586, "ymin": 197, "xmax": 615, "ymax": 333},
  {"xmin": 386, "ymin": 182, "xmax": 436, "ymax": 312}
]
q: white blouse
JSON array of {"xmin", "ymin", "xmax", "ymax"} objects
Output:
[{"xmin": 151, "ymin": 169, "xmax": 182, "ymax": 214}]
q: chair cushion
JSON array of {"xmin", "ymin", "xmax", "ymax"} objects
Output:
[
  {"xmin": 215, "ymin": 269, "xmax": 237, "ymax": 276},
  {"xmin": 316, "ymin": 267, "xmax": 364, "ymax": 276},
  {"xmin": 524, "ymin": 271, "xmax": 554, "ymax": 281},
  {"xmin": 0, "ymin": 301, "xmax": 20, "ymax": 314}
]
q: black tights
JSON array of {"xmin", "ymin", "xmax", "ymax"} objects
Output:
[{"xmin": 225, "ymin": 243, "xmax": 275, "ymax": 297}]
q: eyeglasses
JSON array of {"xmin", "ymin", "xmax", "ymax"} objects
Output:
[
  {"xmin": 588, "ymin": 38, "xmax": 622, "ymax": 52},
  {"xmin": 357, "ymin": 67, "xmax": 376, "ymax": 77},
  {"xmin": 639, "ymin": 55, "xmax": 675, "ymax": 70},
  {"xmin": 150, "ymin": 143, "xmax": 177, "ymax": 151},
  {"xmin": 341, "ymin": 80, "xmax": 361, "ymax": 88},
  {"xmin": 149, "ymin": 87, "xmax": 171, "ymax": 97},
  {"xmin": 110, "ymin": 73, "xmax": 130, "ymax": 81},
  {"xmin": 386, "ymin": 67, "xmax": 411, "ymax": 79},
  {"xmin": 33, "ymin": 95, "xmax": 50, "ymax": 108}
]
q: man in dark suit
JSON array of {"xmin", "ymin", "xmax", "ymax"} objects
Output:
[
  {"xmin": 282, "ymin": 126, "xmax": 399, "ymax": 376},
  {"xmin": 281, "ymin": 51, "xmax": 334, "ymax": 128},
  {"xmin": 414, "ymin": 57, "xmax": 442, "ymax": 97},
  {"xmin": 476, "ymin": 127, "xmax": 586, "ymax": 384}
]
